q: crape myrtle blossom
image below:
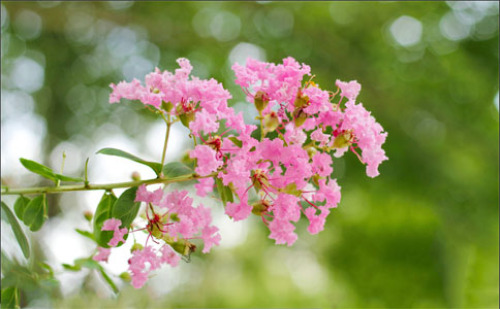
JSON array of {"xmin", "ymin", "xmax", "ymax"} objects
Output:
[
  {"xmin": 96, "ymin": 186, "xmax": 220, "ymax": 288},
  {"xmin": 105, "ymin": 56, "xmax": 388, "ymax": 289}
]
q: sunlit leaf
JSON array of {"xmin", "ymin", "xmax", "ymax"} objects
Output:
[
  {"xmin": 96, "ymin": 148, "xmax": 162, "ymax": 176},
  {"xmin": 162, "ymin": 162, "xmax": 193, "ymax": 178},
  {"xmin": 112, "ymin": 187, "xmax": 140, "ymax": 229},
  {"xmin": 99, "ymin": 268, "xmax": 119, "ymax": 294},
  {"xmin": 19, "ymin": 158, "xmax": 57, "ymax": 183},
  {"xmin": 93, "ymin": 192, "xmax": 117, "ymax": 248},
  {"xmin": 13, "ymin": 196, "xmax": 30, "ymax": 221},
  {"xmin": 1, "ymin": 202, "xmax": 30, "ymax": 259},
  {"xmin": 75, "ymin": 229, "xmax": 95, "ymax": 241},
  {"xmin": 22, "ymin": 195, "xmax": 47, "ymax": 232},
  {"xmin": 215, "ymin": 177, "xmax": 233, "ymax": 206},
  {"xmin": 54, "ymin": 174, "xmax": 84, "ymax": 182}
]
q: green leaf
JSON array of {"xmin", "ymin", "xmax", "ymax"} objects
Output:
[
  {"xmin": 38, "ymin": 262, "xmax": 54, "ymax": 277},
  {"xmin": 62, "ymin": 263, "xmax": 81, "ymax": 271},
  {"xmin": 215, "ymin": 178, "xmax": 233, "ymax": 206},
  {"xmin": 64, "ymin": 257, "xmax": 119, "ymax": 294},
  {"xmin": 54, "ymin": 174, "xmax": 84, "ymax": 183},
  {"xmin": 228, "ymin": 136, "xmax": 243, "ymax": 148},
  {"xmin": 162, "ymin": 162, "xmax": 193, "ymax": 178},
  {"xmin": 75, "ymin": 229, "xmax": 95, "ymax": 241},
  {"xmin": 1, "ymin": 286, "xmax": 19, "ymax": 309},
  {"xmin": 22, "ymin": 195, "xmax": 47, "ymax": 232},
  {"xmin": 93, "ymin": 192, "xmax": 117, "ymax": 248},
  {"xmin": 74, "ymin": 258, "xmax": 100, "ymax": 270},
  {"xmin": 19, "ymin": 158, "xmax": 57, "ymax": 183},
  {"xmin": 99, "ymin": 268, "xmax": 119, "ymax": 294},
  {"xmin": 96, "ymin": 148, "xmax": 162, "ymax": 176},
  {"xmin": 13, "ymin": 196, "xmax": 30, "ymax": 221},
  {"xmin": 1, "ymin": 202, "xmax": 30, "ymax": 259},
  {"xmin": 112, "ymin": 187, "xmax": 140, "ymax": 229}
]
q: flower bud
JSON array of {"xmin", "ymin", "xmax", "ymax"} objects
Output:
[
  {"xmin": 333, "ymin": 130, "xmax": 354, "ymax": 149},
  {"xmin": 83, "ymin": 211, "xmax": 93, "ymax": 222},
  {"xmin": 179, "ymin": 112, "xmax": 196, "ymax": 128},
  {"xmin": 293, "ymin": 108, "xmax": 308, "ymax": 127},
  {"xmin": 170, "ymin": 240, "xmax": 196, "ymax": 257},
  {"xmin": 263, "ymin": 111, "xmax": 280, "ymax": 132},
  {"xmin": 131, "ymin": 171, "xmax": 141, "ymax": 181},
  {"xmin": 131, "ymin": 243, "xmax": 144, "ymax": 252},
  {"xmin": 254, "ymin": 90, "xmax": 269, "ymax": 112},
  {"xmin": 119, "ymin": 272, "xmax": 131, "ymax": 282},
  {"xmin": 176, "ymin": 102, "xmax": 196, "ymax": 128},
  {"xmin": 294, "ymin": 94, "xmax": 309, "ymax": 108},
  {"xmin": 251, "ymin": 200, "xmax": 269, "ymax": 216},
  {"xmin": 161, "ymin": 101, "xmax": 174, "ymax": 112},
  {"xmin": 281, "ymin": 183, "xmax": 302, "ymax": 197}
]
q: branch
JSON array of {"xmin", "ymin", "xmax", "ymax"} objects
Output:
[{"xmin": 1, "ymin": 172, "xmax": 215, "ymax": 196}]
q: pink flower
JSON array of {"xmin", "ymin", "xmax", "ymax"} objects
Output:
[
  {"xmin": 336, "ymin": 79, "xmax": 361, "ymax": 101},
  {"xmin": 270, "ymin": 194, "xmax": 301, "ymax": 222},
  {"xmin": 311, "ymin": 152, "xmax": 333, "ymax": 177},
  {"xmin": 189, "ymin": 145, "xmax": 223, "ymax": 176},
  {"xmin": 135, "ymin": 185, "xmax": 163, "ymax": 204},
  {"xmin": 313, "ymin": 178, "xmax": 341, "ymax": 208},
  {"xmin": 268, "ymin": 219, "xmax": 297, "ymax": 246},
  {"xmin": 201, "ymin": 225, "xmax": 221, "ymax": 253},
  {"xmin": 194, "ymin": 177, "xmax": 215, "ymax": 197},
  {"xmin": 160, "ymin": 245, "xmax": 181, "ymax": 267},
  {"xmin": 93, "ymin": 247, "xmax": 111, "ymax": 262},
  {"xmin": 341, "ymin": 100, "xmax": 388, "ymax": 177},
  {"xmin": 311, "ymin": 128, "xmax": 330, "ymax": 147},
  {"xmin": 128, "ymin": 246, "xmax": 161, "ymax": 289},
  {"xmin": 225, "ymin": 201, "xmax": 252, "ymax": 221},
  {"xmin": 304, "ymin": 206, "xmax": 330, "ymax": 234},
  {"xmin": 101, "ymin": 218, "xmax": 128, "ymax": 247}
]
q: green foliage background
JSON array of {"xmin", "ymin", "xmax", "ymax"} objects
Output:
[{"xmin": 1, "ymin": 1, "xmax": 498, "ymax": 308}]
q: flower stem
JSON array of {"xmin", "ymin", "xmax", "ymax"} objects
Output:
[{"xmin": 160, "ymin": 113, "xmax": 172, "ymax": 171}]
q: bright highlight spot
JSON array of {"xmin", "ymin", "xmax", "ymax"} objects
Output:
[{"xmin": 390, "ymin": 15, "xmax": 423, "ymax": 47}]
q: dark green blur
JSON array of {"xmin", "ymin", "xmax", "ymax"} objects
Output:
[{"xmin": 1, "ymin": 1, "xmax": 498, "ymax": 308}]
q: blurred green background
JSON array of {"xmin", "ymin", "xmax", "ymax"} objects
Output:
[{"xmin": 1, "ymin": 1, "xmax": 498, "ymax": 308}]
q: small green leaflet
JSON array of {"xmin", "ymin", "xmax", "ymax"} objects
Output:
[
  {"xmin": 19, "ymin": 158, "xmax": 83, "ymax": 184},
  {"xmin": 22, "ymin": 195, "xmax": 48, "ymax": 232},
  {"xmin": 96, "ymin": 148, "xmax": 162, "ymax": 176},
  {"xmin": 162, "ymin": 162, "xmax": 193, "ymax": 178},
  {"xmin": 93, "ymin": 192, "xmax": 117, "ymax": 248},
  {"xmin": 1, "ymin": 202, "xmax": 30, "ymax": 259},
  {"xmin": 112, "ymin": 187, "xmax": 140, "ymax": 229},
  {"xmin": 75, "ymin": 229, "xmax": 95, "ymax": 241}
]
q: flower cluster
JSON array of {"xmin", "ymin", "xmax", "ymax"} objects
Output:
[
  {"xmin": 95, "ymin": 185, "xmax": 220, "ymax": 288},
  {"xmin": 102, "ymin": 56, "xmax": 388, "ymax": 289},
  {"xmin": 109, "ymin": 58, "xmax": 244, "ymax": 137}
]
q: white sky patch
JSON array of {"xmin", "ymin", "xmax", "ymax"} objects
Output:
[{"xmin": 389, "ymin": 15, "xmax": 423, "ymax": 47}]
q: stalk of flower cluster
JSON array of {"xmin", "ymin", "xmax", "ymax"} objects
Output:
[{"xmin": 159, "ymin": 113, "xmax": 172, "ymax": 172}]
